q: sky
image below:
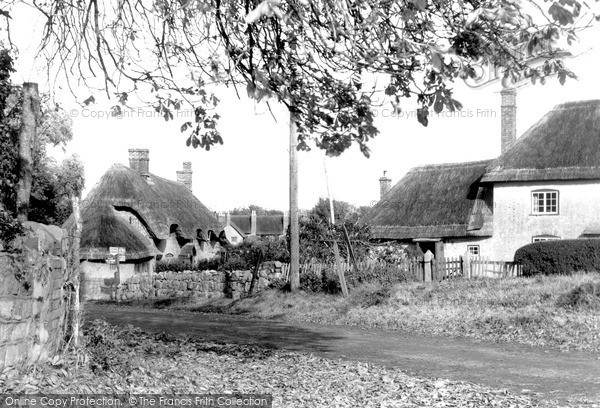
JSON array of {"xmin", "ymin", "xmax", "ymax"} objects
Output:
[{"xmin": 6, "ymin": 3, "xmax": 600, "ymax": 213}]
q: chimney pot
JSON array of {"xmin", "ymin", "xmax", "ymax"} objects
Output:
[
  {"xmin": 379, "ymin": 171, "xmax": 391, "ymax": 199},
  {"xmin": 500, "ymin": 88, "xmax": 517, "ymax": 154},
  {"xmin": 128, "ymin": 148, "xmax": 150, "ymax": 178}
]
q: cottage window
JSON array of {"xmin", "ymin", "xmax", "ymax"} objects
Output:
[
  {"xmin": 531, "ymin": 190, "xmax": 558, "ymax": 214},
  {"xmin": 467, "ymin": 245, "xmax": 480, "ymax": 255},
  {"xmin": 231, "ymin": 236, "xmax": 238, "ymax": 243},
  {"xmin": 532, "ymin": 235, "xmax": 560, "ymax": 243}
]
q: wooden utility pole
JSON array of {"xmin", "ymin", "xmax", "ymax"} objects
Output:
[
  {"xmin": 289, "ymin": 112, "xmax": 300, "ymax": 291},
  {"xmin": 16, "ymin": 83, "xmax": 39, "ymax": 222},
  {"xmin": 324, "ymin": 160, "xmax": 348, "ymax": 298}
]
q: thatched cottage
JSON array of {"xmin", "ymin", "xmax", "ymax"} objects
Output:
[
  {"xmin": 362, "ymin": 93, "xmax": 600, "ymax": 261},
  {"xmin": 68, "ymin": 149, "xmax": 223, "ymax": 299},
  {"xmin": 219, "ymin": 211, "xmax": 288, "ymax": 244}
]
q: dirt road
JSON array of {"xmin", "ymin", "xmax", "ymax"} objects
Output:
[{"xmin": 86, "ymin": 303, "xmax": 600, "ymax": 404}]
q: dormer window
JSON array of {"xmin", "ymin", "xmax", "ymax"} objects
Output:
[{"xmin": 531, "ymin": 190, "xmax": 558, "ymax": 215}]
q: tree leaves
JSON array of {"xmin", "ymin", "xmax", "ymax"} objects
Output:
[
  {"xmin": 549, "ymin": 3, "xmax": 575, "ymax": 25},
  {"xmin": 417, "ymin": 107, "xmax": 429, "ymax": 127},
  {"xmin": 82, "ymin": 95, "xmax": 95, "ymax": 106},
  {"xmin": 30, "ymin": 0, "xmax": 588, "ymax": 156}
]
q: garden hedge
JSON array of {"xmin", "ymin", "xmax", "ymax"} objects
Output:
[{"xmin": 514, "ymin": 239, "xmax": 600, "ymax": 276}]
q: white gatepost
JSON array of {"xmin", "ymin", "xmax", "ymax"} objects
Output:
[
  {"xmin": 463, "ymin": 251, "xmax": 471, "ymax": 279},
  {"xmin": 424, "ymin": 250, "xmax": 434, "ymax": 282}
]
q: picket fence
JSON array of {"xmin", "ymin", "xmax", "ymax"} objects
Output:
[{"xmin": 281, "ymin": 256, "xmax": 521, "ymax": 283}]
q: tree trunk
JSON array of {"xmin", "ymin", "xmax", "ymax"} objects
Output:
[
  {"xmin": 16, "ymin": 83, "xmax": 39, "ymax": 222},
  {"xmin": 71, "ymin": 195, "xmax": 82, "ymax": 347},
  {"xmin": 289, "ymin": 111, "xmax": 300, "ymax": 291},
  {"xmin": 248, "ymin": 250, "xmax": 263, "ymax": 296}
]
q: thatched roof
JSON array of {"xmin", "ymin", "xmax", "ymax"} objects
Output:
[
  {"xmin": 483, "ymin": 100, "xmax": 600, "ymax": 182},
  {"xmin": 82, "ymin": 164, "xmax": 221, "ymax": 239},
  {"xmin": 361, "ymin": 160, "xmax": 493, "ymax": 240},
  {"xmin": 230, "ymin": 214, "xmax": 284, "ymax": 236},
  {"xmin": 65, "ymin": 164, "xmax": 222, "ymax": 260},
  {"xmin": 76, "ymin": 204, "xmax": 157, "ymax": 260}
]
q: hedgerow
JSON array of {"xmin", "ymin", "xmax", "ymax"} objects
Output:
[{"xmin": 514, "ymin": 239, "xmax": 600, "ymax": 276}]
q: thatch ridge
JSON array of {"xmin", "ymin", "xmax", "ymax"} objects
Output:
[
  {"xmin": 361, "ymin": 160, "xmax": 493, "ymax": 240},
  {"xmin": 483, "ymin": 99, "xmax": 600, "ymax": 182}
]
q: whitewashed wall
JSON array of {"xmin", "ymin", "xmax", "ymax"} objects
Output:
[{"xmin": 491, "ymin": 180, "xmax": 600, "ymax": 260}]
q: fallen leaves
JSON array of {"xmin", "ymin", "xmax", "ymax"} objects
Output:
[{"xmin": 0, "ymin": 320, "xmax": 557, "ymax": 407}]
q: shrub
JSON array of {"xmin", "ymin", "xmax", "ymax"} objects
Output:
[
  {"xmin": 299, "ymin": 272, "xmax": 323, "ymax": 293},
  {"xmin": 514, "ymin": 239, "xmax": 600, "ymax": 276}
]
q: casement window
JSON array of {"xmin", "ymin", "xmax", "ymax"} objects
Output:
[
  {"xmin": 532, "ymin": 235, "xmax": 560, "ymax": 243},
  {"xmin": 467, "ymin": 245, "xmax": 480, "ymax": 255},
  {"xmin": 531, "ymin": 190, "xmax": 559, "ymax": 214}
]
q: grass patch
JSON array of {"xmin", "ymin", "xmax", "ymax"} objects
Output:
[
  {"xmin": 222, "ymin": 273, "xmax": 600, "ymax": 352},
  {"xmin": 556, "ymin": 281, "xmax": 600, "ymax": 310}
]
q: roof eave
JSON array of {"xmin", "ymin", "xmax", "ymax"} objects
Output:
[{"xmin": 482, "ymin": 167, "xmax": 600, "ymax": 183}]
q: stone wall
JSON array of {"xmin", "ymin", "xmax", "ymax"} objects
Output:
[
  {"xmin": 120, "ymin": 261, "xmax": 285, "ymax": 300},
  {"xmin": 0, "ymin": 248, "xmax": 68, "ymax": 370},
  {"xmin": 120, "ymin": 270, "xmax": 226, "ymax": 300}
]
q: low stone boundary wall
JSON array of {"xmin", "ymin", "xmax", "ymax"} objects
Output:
[
  {"xmin": 121, "ymin": 270, "xmax": 226, "ymax": 300},
  {"xmin": 120, "ymin": 261, "xmax": 285, "ymax": 300}
]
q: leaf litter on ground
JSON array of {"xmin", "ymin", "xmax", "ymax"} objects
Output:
[{"xmin": 1, "ymin": 320, "xmax": 589, "ymax": 407}]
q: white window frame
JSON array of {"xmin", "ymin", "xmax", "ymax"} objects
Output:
[
  {"xmin": 467, "ymin": 245, "xmax": 480, "ymax": 255},
  {"xmin": 531, "ymin": 190, "xmax": 559, "ymax": 215},
  {"xmin": 532, "ymin": 235, "xmax": 560, "ymax": 243}
]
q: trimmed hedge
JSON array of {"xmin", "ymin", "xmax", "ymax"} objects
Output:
[{"xmin": 514, "ymin": 239, "xmax": 600, "ymax": 276}]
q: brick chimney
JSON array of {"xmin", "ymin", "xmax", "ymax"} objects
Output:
[
  {"xmin": 250, "ymin": 210, "xmax": 257, "ymax": 235},
  {"xmin": 176, "ymin": 161, "xmax": 193, "ymax": 191},
  {"xmin": 379, "ymin": 171, "xmax": 391, "ymax": 199},
  {"xmin": 128, "ymin": 148, "xmax": 150, "ymax": 178},
  {"xmin": 501, "ymin": 87, "xmax": 517, "ymax": 154}
]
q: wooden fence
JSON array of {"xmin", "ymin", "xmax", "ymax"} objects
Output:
[{"xmin": 281, "ymin": 255, "xmax": 521, "ymax": 283}]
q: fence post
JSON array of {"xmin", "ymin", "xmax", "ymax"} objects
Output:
[
  {"xmin": 464, "ymin": 252, "xmax": 471, "ymax": 279},
  {"xmin": 424, "ymin": 250, "xmax": 434, "ymax": 282}
]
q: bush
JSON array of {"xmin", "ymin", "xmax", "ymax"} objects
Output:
[
  {"xmin": 299, "ymin": 272, "xmax": 323, "ymax": 293},
  {"xmin": 514, "ymin": 239, "xmax": 600, "ymax": 276}
]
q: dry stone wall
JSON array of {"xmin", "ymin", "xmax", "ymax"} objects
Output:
[{"xmin": 120, "ymin": 261, "xmax": 285, "ymax": 300}]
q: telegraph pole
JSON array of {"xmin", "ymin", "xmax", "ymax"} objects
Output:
[{"xmin": 289, "ymin": 112, "xmax": 300, "ymax": 291}]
